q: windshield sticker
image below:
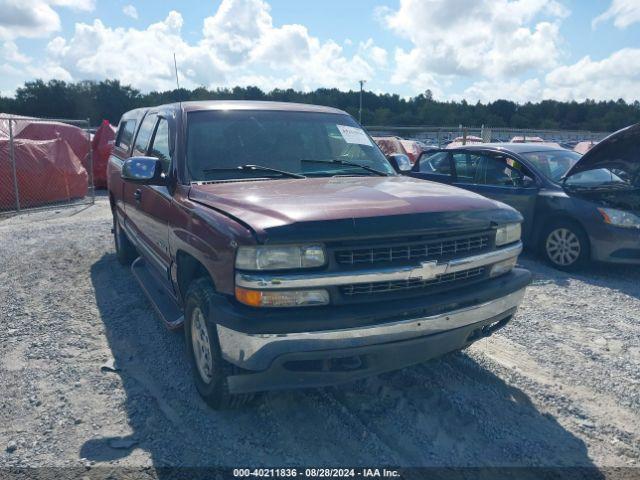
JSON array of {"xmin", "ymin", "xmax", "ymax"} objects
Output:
[{"xmin": 336, "ymin": 125, "xmax": 372, "ymax": 146}]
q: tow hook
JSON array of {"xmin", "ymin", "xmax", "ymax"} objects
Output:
[{"xmin": 466, "ymin": 316, "xmax": 511, "ymax": 342}]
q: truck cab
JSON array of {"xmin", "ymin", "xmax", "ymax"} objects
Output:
[{"xmin": 107, "ymin": 101, "xmax": 530, "ymax": 408}]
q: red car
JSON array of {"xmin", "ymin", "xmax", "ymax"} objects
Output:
[{"xmin": 108, "ymin": 101, "xmax": 529, "ymax": 408}]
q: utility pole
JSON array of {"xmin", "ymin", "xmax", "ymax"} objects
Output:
[{"xmin": 358, "ymin": 80, "xmax": 366, "ymax": 124}]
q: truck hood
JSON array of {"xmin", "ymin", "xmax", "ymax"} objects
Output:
[
  {"xmin": 188, "ymin": 176, "xmax": 519, "ymax": 242},
  {"xmin": 565, "ymin": 123, "xmax": 640, "ymax": 186}
]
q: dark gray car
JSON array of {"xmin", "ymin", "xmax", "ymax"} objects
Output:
[{"xmin": 409, "ymin": 123, "xmax": 640, "ymax": 270}]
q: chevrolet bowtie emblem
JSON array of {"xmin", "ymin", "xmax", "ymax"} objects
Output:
[{"xmin": 409, "ymin": 260, "xmax": 448, "ymax": 280}]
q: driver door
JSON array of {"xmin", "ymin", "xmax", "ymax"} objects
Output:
[
  {"xmin": 409, "ymin": 150, "xmax": 456, "ymax": 184},
  {"xmin": 451, "ymin": 151, "xmax": 539, "ymax": 240}
]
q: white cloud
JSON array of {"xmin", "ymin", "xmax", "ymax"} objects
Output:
[
  {"xmin": 454, "ymin": 78, "xmax": 543, "ymax": 103},
  {"xmin": 0, "ymin": 17, "xmax": 75, "ymax": 94},
  {"xmin": 0, "ymin": 1, "xmax": 60, "ymax": 40},
  {"xmin": 593, "ymin": 0, "xmax": 640, "ymax": 29},
  {"xmin": 44, "ymin": 0, "xmax": 379, "ymax": 92},
  {"xmin": 0, "ymin": 0, "xmax": 94, "ymax": 40},
  {"xmin": 49, "ymin": 0, "xmax": 94, "ymax": 10},
  {"xmin": 46, "ymin": 12, "xmax": 198, "ymax": 91},
  {"xmin": 5, "ymin": 0, "xmax": 638, "ymax": 105},
  {"xmin": 358, "ymin": 39, "xmax": 388, "ymax": 68},
  {"xmin": 122, "ymin": 5, "xmax": 138, "ymax": 20},
  {"xmin": 2, "ymin": 41, "xmax": 31, "ymax": 64},
  {"xmin": 544, "ymin": 48, "xmax": 640, "ymax": 102},
  {"xmin": 380, "ymin": 0, "xmax": 569, "ymax": 94}
]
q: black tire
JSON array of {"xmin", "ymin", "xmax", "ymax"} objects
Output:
[
  {"xmin": 113, "ymin": 214, "xmax": 137, "ymax": 266},
  {"xmin": 539, "ymin": 220, "xmax": 590, "ymax": 271},
  {"xmin": 184, "ymin": 278, "xmax": 253, "ymax": 409}
]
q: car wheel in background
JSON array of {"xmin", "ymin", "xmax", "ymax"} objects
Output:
[
  {"xmin": 184, "ymin": 278, "xmax": 253, "ymax": 409},
  {"xmin": 540, "ymin": 220, "xmax": 590, "ymax": 271},
  {"xmin": 113, "ymin": 215, "xmax": 138, "ymax": 266}
]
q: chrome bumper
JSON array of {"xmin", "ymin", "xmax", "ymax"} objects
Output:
[{"xmin": 217, "ymin": 287, "xmax": 526, "ymax": 371}]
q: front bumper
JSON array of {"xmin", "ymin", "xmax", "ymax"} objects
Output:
[
  {"xmin": 216, "ymin": 269, "xmax": 530, "ymax": 393},
  {"xmin": 589, "ymin": 223, "xmax": 640, "ymax": 264}
]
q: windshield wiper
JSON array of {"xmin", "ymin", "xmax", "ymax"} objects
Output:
[
  {"xmin": 301, "ymin": 159, "xmax": 389, "ymax": 177},
  {"xmin": 203, "ymin": 164, "xmax": 306, "ymax": 179}
]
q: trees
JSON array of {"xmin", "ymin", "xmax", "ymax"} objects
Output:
[{"xmin": 1, "ymin": 78, "xmax": 638, "ymax": 130}]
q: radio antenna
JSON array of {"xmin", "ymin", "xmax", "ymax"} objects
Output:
[{"xmin": 173, "ymin": 53, "xmax": 180, "ymax": 90}]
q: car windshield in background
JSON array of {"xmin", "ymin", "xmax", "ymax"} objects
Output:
[
  {"xmin": 522, "ymin": 149, "xmax": 632, "ymax": 187},
  {"xmin": 186, "ymin": 110, "xmax": 395, "ymax": 181},
  {"xmin": 520, "ymin": 150, "xmax": 582, "ymax": 182}
]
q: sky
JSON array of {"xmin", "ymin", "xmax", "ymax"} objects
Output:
[{"xmin": 0, "ymin": 0, "xmax": 639, "ymax": 103}]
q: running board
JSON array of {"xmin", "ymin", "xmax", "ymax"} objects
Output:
[{"xmin": 131, "ymin": 257, "xmax": 184, "ymax": 330}]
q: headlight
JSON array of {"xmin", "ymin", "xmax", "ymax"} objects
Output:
[
  {"xmin": 598, "ymin": 208, "xmax": 640, "ymax": 229},
  {"xmin": 235, "ymin": 287, "xmax": 330, "ymax": 307},
  {"xmin": 236, "ymin": 245, "xmax": 326, "ymax": 270},
  {"xmin": 495, "ymin": 223, "xmax": 522, "ymax": 247}
]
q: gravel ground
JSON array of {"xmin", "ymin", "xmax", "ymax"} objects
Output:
[{"xmin": 1, "ymin": 197, "xmax": 639, "ymax": 472}]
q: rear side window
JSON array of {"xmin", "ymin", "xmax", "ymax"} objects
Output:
[
  {"xmin": 133, "ymin": 114, "xmax": 157, "ymax": 156},
  {"xmin": 116, "ymin": 120, "xmax": 135, "ymax": 150}
]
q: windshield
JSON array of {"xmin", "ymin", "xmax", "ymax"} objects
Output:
[
  {"xmin": 522, "ymin": 149, "xmax": 631, "ymax": 187},
  {"xmin": 186, "ymin": 110, "xmax": 395, "ymax": 181},
  {"xmin": 520, "ymin": 150, "xmax": 582, "ymax": 182}
]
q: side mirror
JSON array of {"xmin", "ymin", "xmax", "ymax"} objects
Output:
[
  {"xmin": 121, "ymin": 157, "xmax": 166, "ymax": 185},
  {"xmin": 388, "ymin": 154, "xmax": 412, "ymax": 173}
]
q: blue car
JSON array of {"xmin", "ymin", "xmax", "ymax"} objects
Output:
[{"xmin": 408, "ymin": 124, "xmax": 640, "ymax": 270}]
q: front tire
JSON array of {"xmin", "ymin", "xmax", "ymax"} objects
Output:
[
  {"xmin": 184, "ymin": 278, "xmax": 252, "ymax": 409},
  {"xmin": 540, "ymin": 220, "xmax": 589, "ymax": 271}
]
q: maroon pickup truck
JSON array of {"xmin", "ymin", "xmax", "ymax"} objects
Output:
[{"xmin": 107, "ymin": 101, "xmax": 530, "ymax": 408}]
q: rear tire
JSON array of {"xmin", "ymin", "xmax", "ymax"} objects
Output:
[
  {"xmin": 113, "ymin": 214, "xmax": 137, "ymax": 266},
  {"xmin": 184, "ymin": 278, "xmax": 252, "ymax": 409},
  {"xmin": 540, "ymin": 220, "xmax": 589, "ymax": 271}
]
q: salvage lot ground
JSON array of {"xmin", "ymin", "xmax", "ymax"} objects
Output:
[{"xmin": 1, "ymin": 197, "xmax": 639, "ymax": 472}]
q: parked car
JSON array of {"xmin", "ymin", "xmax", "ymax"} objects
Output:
[
  {"xmin": 574, "ymin": 141, "xmax": 598, "ymax": 155},
  {"xmin": 372, "ymin": 136, "xmax": 411, "ymax": 160},
  {"xmin": 446, "ymin": 135, "xmax": 484, "ymax": 148},
  {"xmin": 409, "ymin": 124, "xmax": 640, "ymax": 270},
  {"xmin": 510, "ymin": 135, "xmax": 545, "ymax": 143},
  {"xmin": 108, "ymin": 100, "xmax": 530, "ymax": 408},
  {"xmin": 399, "ymin": 138, "xmax": 432, "ymax": 164}
]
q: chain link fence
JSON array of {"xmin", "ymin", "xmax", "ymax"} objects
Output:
[
  {"xmin": 0, "ymin": 116, "xmax": 94, "ymax": 217},
  {"xmin": 365, "ymin": 125, "xmax": 610, "ymax": 148}
]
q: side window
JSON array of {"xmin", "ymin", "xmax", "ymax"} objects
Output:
[
  {"xmin": 149, "ymin": 118, "xmax": 171, "ymax": 173},
  {"xmin": 132, "ymin": 114, "xmax": 157, "ymax": 156},
  {"xmin": 477, "ymin": 154, "xmax": 525, "ymax": 187},
  {"xmin": 452, "ymin": 153, "xmax": 481, "ymax": 182},
  {"xmin": 419, "ymin": 151, "xmax": 452, "ymax": 175},
  {"xmin": 115, "ymin": 120, "xmax": 135, "ymax": 150}
]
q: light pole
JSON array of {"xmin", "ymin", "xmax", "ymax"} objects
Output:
[{"xmin": 358, "ymin": 80, "xmax": 366, "ymax": 124}]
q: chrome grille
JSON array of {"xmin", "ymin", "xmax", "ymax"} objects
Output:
[
  {"xmin": 335, "ymin": 234, "xmax": 490, "ymax": 266},
  {"xmin": 340, "ymin": 267, "xmax": 485, "ymax": 296}
]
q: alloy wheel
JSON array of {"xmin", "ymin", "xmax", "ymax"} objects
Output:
[
  {"xmin": 546, "ymin": 228, "xmax": 581, "ymax": 266},
  {"xmin": 191, "ymin": 307, "xmax": 214, "ymax": 384}
]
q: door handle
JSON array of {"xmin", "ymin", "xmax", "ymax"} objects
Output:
[{"xmin": 133, "ymin": 189, "xmax": 142, "ymax": 202}]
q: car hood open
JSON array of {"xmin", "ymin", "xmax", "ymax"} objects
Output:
[
  {"xmin": 189, "ymin": 176, "xmax": 519, "ymax": 242},
  {"xmin": 564, "ymin": 123, "xmax": 640, "ymax": 186}
]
